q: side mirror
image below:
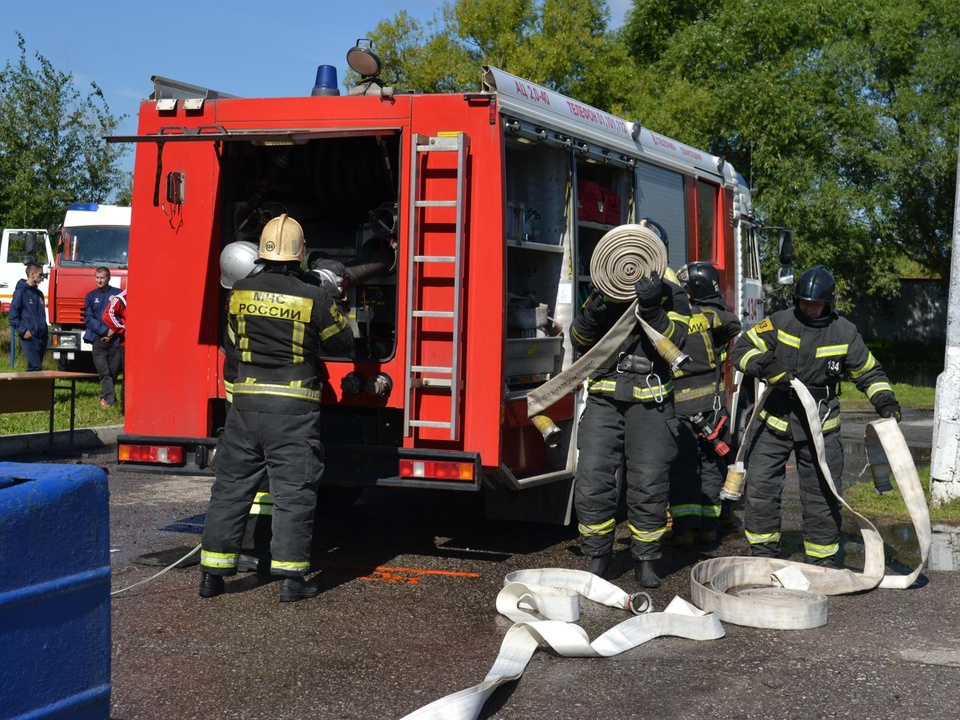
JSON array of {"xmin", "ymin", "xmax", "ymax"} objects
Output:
[
  {"xmin": 777, "ymin": 266, "xmax": 794, "ymax": 286},
  {"xmin": 777, "ymin": 229, "xmax": 794, "ymax": 265}
]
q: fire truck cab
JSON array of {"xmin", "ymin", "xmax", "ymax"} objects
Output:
[{"xmin": 112, "ymin": 51, "xmax": 780, "ymax": 523}]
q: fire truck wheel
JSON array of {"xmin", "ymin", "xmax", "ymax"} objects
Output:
[{"xmin": 316, "ymin": 486, "xmax": 362, "ymax": 516}]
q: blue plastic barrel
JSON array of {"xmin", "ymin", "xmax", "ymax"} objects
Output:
[{"xmin": 0, "ymin": 462, "xmax": 111, "ymax": 719}]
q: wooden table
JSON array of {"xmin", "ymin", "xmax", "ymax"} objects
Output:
[{"xmin": 0, "ymin": 371, "xmax": 100, "ymax": 450}]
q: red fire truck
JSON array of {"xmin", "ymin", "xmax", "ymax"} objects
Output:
[
  {"xmin": 110, "ymin": 46, "xmax": 788, "ymax": 522},
  {"xmin": 48, "ymin": 203, "xmax": 131, "ymax": 369}
]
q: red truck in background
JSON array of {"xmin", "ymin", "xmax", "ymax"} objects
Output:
[
  {"xmin": 107, "ymin": 45, "xmax": 790, "ymax": 523},
  {"xmin": 48, "ymin": 203, "xmax": 130, "ymax": 369}
]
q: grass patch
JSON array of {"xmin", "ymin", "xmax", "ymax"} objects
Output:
[
  {"xmin": 0, "ymin": 314, "xmax": 122, "ymax": 434},
  {"xmin": 844, "ymin": 465, "xmax": 960, "ymax": 524},
  {"xmin": 838, "ymin": 381, "xmax": 935, "ymax": 411}
]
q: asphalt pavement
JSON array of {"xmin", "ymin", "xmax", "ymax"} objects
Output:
[{"xmin": 4, "ymin": 409, "xmax": 959, "ymax": 720}]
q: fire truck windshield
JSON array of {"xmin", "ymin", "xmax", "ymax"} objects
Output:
[{"xmin": 60, "ymin": 226, "xmax": 130, "ymax": 267}]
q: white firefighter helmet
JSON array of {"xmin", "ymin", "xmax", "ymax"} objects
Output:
[
  {"xmin": 219, "ymin": 241, "xmax": 260, "ymax": 289},
  {"xmin": 258, "ymin": 213, "xmax": 305, "ymax": 263}
]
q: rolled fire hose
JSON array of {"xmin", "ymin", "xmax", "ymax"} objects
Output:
[
  {"xmin": 399, "ymin": 569, "xmax": 724, "ymax": 720},
  {"xmin": 526, "ymin": 223, "xmax": 686, "ymax": 418},
  {"xmin": 690, "ymin": 378, "xmax": 931, "ymax": 630}
]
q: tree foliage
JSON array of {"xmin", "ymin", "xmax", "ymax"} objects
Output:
[
  {"xmin": 0, "ymin": 33, "xmax": 128, "ymax": 230},
  {"xmin": 364, "ymin": 1, "xmax": 960, "ymax": 304},
  {"xmin": 621, "ymin": 0, "xmax": 960, "ymax": 300},
  {"xmin": 363, "ymin": 0, "xmax": 637, "ymax": 112}
]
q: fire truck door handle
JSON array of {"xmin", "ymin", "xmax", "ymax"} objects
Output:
[{"xmin": 153, "ymin": 141, "xmax": 165, "ymax": 207}]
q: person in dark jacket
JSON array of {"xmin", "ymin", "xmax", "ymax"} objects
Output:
[
  {"xmin": 84, "ymin": 267, "xmax": 122, "ymax": 407},
  {"xmin": 730, "ymin": 265, "xmax": 900, "ymax": 568},
  {"xmin": 200, "ymin": 214, "xmax": 354, "ymax": 602},
  {"xmin": 570, "ymin": 266, "xmax": 688, "ymax": 589},
  {"xmin": 666, "ymin": 262, "xmax": 742, "ymax": 546},
  {"xmin": 9, "ymin": 263, "xmax": 48, "ymax": 371}
]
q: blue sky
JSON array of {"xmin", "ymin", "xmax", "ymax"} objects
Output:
[{"xmin": 2, "ymin": 1, "xmax": 629, "ymax": 175}]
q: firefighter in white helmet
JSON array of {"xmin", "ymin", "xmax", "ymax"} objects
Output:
[
  {"xmin": 218, "ymin": 240, "xmax": 272, "ymax": 569},
  {"xmin": 200, "ymin": 214, "xmax": 354, "ymax": 602}
]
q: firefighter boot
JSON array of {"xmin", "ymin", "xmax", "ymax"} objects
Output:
[
  {"xmin": 587, "ymin": 552, "xmax": 613, "ymax": 578},
  {"xmin": 198, "ymin": 572, "xmax": 225, "ymax": 598},
  {"xmin": 634, "ymin": 560, "xmax": 661, "ymax": 589},
  {"xmin": 664, "ymin": 529, "xmax": 695, "ymax": 547},
  {"xmin": 807, "ymin": 555, "xmax": 839, "ymax": 570},
  {"xmin": 279, "ymin": 576, "xmax": 321, "ymax": 603},
  {"xmin": 696, "ymin": 530, "xmax": 718, "ymax": 544}
]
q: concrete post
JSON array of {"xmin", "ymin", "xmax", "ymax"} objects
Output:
[{"xmin": 932, "ymin": 131, "xmax": 960, "ymax": 504}]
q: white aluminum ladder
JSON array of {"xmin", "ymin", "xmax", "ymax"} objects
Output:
[{"xmin": 403, "ymin": 133, "xmax": 469, "ymax": 439}]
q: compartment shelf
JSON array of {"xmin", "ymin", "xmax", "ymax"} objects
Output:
[{"xmin": 507, "ymin": 238, "xmax": 565, "ymax": 253}]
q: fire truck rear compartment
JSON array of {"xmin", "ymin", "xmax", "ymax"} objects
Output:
[{"xmin": 219, "ymin": 133, "xmax": 402, "ymax": 362}]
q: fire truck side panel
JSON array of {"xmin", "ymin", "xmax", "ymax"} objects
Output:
[
  {"xmin": 400, "ymin": 95, "xmax": 506, "ymax": 462},
  {"xmin": 125, "ymin": 110, "xmax": 222, "ymax": 440}
]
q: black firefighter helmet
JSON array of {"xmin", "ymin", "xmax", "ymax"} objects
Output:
[
  {"xmin": 794, "ymin": 265, "xmax": 836, "ymax": 309},
  {"xmin": 677, "ymin": 261, "xmax": 721, "ymax": 300}
]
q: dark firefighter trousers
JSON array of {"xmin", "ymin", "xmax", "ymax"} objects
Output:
[
  {"xmin": 574, "ymin": 394, "xmax": 678, "ymax": 562},
  {"xmin": 201, "ymin": 406, "xmax": 324, "ymax": 578},
  {"xmin": 743, "ymin": 422, "xmax": 844, "ymax": 564},
  {"xmin": 669, "ymin": 416, "xmax": 728, "ymax": 534}
]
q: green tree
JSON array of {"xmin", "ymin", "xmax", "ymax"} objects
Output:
[
  {"xmin": 0, "ymin": 33, "xmax": 128, "ymax": 230},
  {"xmin": 621, "ymin": 0, "xmax": 960, "ymax": 302},
  {"xmin": 362, "ymin": 0, "xmax": 637, "ymax": 113}
]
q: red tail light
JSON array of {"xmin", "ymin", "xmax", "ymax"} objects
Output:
[
  {"xmin": 118, "ymin": 444, "xmax": 184, "ymax": 465},
  {"xmin": 398, "ymin": 459, "xmax": 474, "ymax": 481}
]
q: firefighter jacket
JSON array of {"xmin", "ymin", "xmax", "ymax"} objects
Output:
[
  {"xmin": 671, "ymin": 296, "xmax": 742, "ymax": 417},
  {"xmin": 731, "ymin": 306, "xmax": 896, "ymax": 437},
  {"xmin": 9, "ymin": 279, "xmax": 47, "ymax": 340},
  {"xmin": 570, "ymin": 279, "xmax": 687, "ymax": 403},
  {"xmin": 229, "ymin": 265, "xmax": 353, "ymax": 414}
]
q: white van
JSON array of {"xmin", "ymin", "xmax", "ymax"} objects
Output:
[{"xmin": 0, "ymin": 229, "xmax": 55, "ymax": 322}]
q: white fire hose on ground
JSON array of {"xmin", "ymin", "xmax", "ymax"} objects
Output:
[
  {"xmin": 526, "ymin": 223, "xmax": 688, "ymax": 417},
  {"xmin": 399, "ymin": 570, "xmax": 724, "ymax": 720},
  {"xmin": 401, "ymin": 380, "xmax": 930, "ymax": 719},
  {"xmin": 690, "ymin": 378, "xmax": 931, "ymax": 629}
]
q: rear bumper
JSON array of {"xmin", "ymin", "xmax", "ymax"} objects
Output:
[{"xmin": 116, "ymin": 434, "xmax": 482, "ymax": 491}]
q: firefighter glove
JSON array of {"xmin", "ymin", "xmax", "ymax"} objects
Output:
[
  {"xmin": 635, "ymin": 272, "xmax": 663, "ymax": 309},
  {"xmin": 877, "ymin": 400, "xmax": 902, "ymax": 422},
  {"xmin": 756, "ymin": 355, "xmax": 793, "ymax": 390},
  {"xmin": 581, "ymin": 288, "xmax": 608, "ymax": 321}
]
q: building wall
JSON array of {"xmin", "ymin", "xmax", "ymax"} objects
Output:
[
  {"xmin": 845, "ymin": 278, "xmax": 946, "ymax": 386},
  {"xmin": 846, "ymin": 278, "xmax": 947, "ymax": 343}
]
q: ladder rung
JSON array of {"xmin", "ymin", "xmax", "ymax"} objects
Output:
[
  {"xmin": 421, "ymin": 378, "xmax": 452, "ymax": 388},
  {"xmin": 412, "ymin": 311, "xmax": 454, "ymax": 319},
  {"xmin": 415, "ymin": 200, "xmax": 458, "ymax": 208},
  {"xmin": 414, "ymin": 255, "xmax": 456, "ymax": 263},
  {"xmin": 416, "ymin": 143, "xmax": 460, "ymax": 152},
  {"xmin": 411, "ymin": 365, "xmax": 453, "ymax": 374},
  {"xmin": 409, "ymin": 420, "xmax": 453, "ymax": 429}
]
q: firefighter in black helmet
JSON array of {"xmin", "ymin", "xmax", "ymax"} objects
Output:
[
  {"xmin": 731, "ymin": 265, "xmax": 900, "ymax": 568},
  {"xmin": 666, "ymin": 261, "xmax": 741, "ymax": 546},
  {"xmin": 570, "ymin": 233, "xmax": 688, "ymax": 589},
  {"xmin": 200, "ymin": 214, "xmax": 354, "ymax": 602}
]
